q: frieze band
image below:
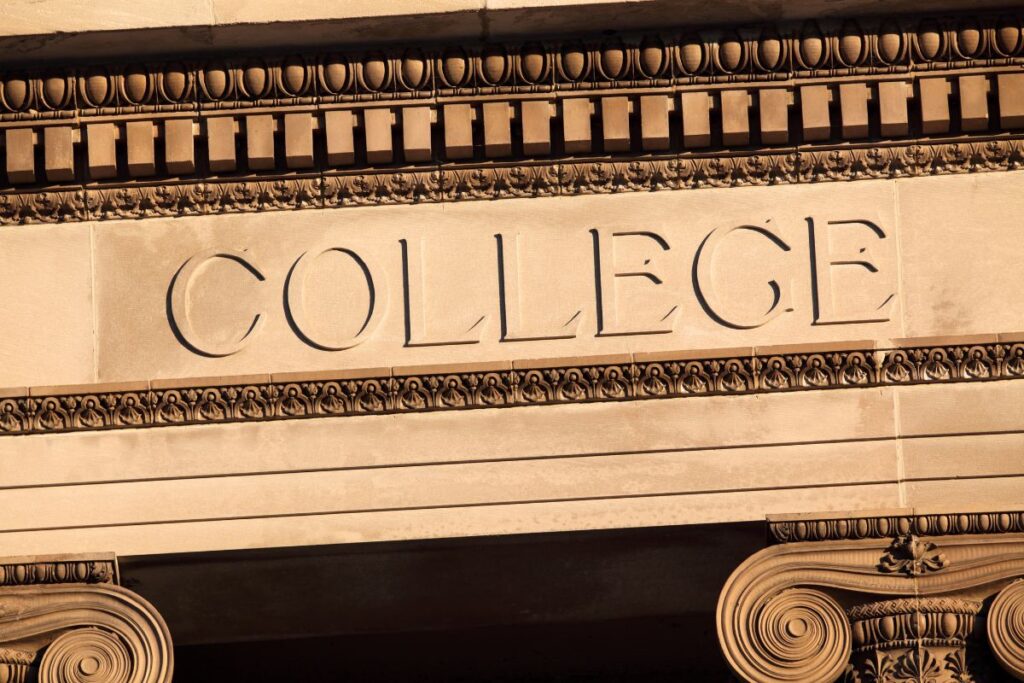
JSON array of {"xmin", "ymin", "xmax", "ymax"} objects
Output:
[{"xmin": 1, "ymin": 338, "xmax": 1021, "ymax": 437}]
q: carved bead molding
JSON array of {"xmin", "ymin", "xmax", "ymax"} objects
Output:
[
  {"xmin": 0, "ymin": 557, "xmax": 116, "ymax": 587},
  {"xmin": 1, "ymin": 338, "xmax": 1023, "ymax": 436},
  {"xmin": 4, "ymin": 11, "xmax": 1024, "ymax": 224},
  {"xmin": 0, "ymin": 555, "xmax": 173, "ymax": 683},
  {"xmin": 770, "ymin": 511, "xmax": 1024, "ymax": 545},
  {"xmin": 716, "ymin": 527, "xmax": 1024, "ymax": 682}
]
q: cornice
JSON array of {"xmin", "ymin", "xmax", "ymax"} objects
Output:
[
  {"xmin": 5, "ymin": 11, "xmax": 1024, "ymax": 116},
  {"xmin": 2, "ymin": 11, "xmax": 1024, "ymax": 224},
  {"xmin": 1, "ymin": 1, "xmax": 1013, "ymax": 66},
  {"xmin": 1, "ymin": 336, "xmax": 1022, "ymax": 437}
]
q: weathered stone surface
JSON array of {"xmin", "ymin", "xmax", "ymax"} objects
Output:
[
  {"xmin": 0, "ymin": 173, "xmax": 1020, "ymax": 387},
  {"xmin": 88, "ymin": 180, "xmax": 902, "ymax": 382},
  {"xmin": 898, "ymin": 172, "xmax": 1024, "ymax": 339},
  {"xmin": 0, "ymin": 225, "xmax": 94, "ymax": 387}
]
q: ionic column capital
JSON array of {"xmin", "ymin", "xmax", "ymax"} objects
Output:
[
  {"xmin": 717, "ymin": 509, "xmax": 1024, "ymax": 682},
  {"xmin": 0, "ymin": 554, "xmax": 173, "ymax": 683}
]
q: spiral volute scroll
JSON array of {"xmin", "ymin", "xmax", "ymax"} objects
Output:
[
  {"xmin": 988, "ymin": 581, "xmax": 1024, "ymax": 680},
  {"xmin": 725, "ymin": 588, "xmax": 851, "ymax": 683},
  {"xmin": 0, "ymin": 584, "xmax": 172, "ymax": 683},
  {"xmin": 40, "ymin": 629, "xmax": 132, "ymax": 683}
]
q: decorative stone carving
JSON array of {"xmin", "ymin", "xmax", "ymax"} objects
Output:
[
  {"xmin": 845, "ymin": 598, "xmax": 983, "ymax": 683},
  {"xmin": 0, "ymin": 558, "xmax": 115, "ymax": 586},
  {"xmin": 4, "ymin": 10, "xmax": 1024, "ymax": 225},
  {"xmin": 2, "ymin": 136, "xmax": 1024, "ymax": 226},
  {"xmin": 770, "ymin": 511, "xmax": 1024, "ymax": 544},
  {"xmin": 0, "ymin": 555, "xmax": 173, "ymax": 683},
  {"xmin": 733, "ymin": 587, "xmax": 851, "ymax": 682},
  {"xmin": 718, "ymin": 513, "xmax": 1024, "ymax": 682},
  {"xmin": 877, "ymin": 534, "xmax": 948, "ymax": 577},
  {"xmin": 0, "ymin": 648, "xmax": 34, "ymax": 683},
  {"xmin": 0, "ymin": 338, "xmax": 1021, "ymax": 437},
  {"xmin": 2, "ymin": 12, "xmax": 1023, "ymax": 120}
]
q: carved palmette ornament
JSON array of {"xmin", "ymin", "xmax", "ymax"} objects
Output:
[
  {"xmin": 845, "ymin": 598, "xmax": 983, "ymax": 683},
  {"xmin": 0, "ymin": 340, "xmax": 1020, "ymax": 437},
  {"xmin": 0, "ymin": 584, "xmax": 173, "ymax": 683}
]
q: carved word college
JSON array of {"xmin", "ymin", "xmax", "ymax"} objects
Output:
[{"xmin": 167, "ymin": 217, "xmax": 896, "ymax": 357}]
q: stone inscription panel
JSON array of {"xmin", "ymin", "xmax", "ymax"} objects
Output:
[{"xmin": 90, "ymin": 180, "xmax": 902, "ymax": 382}]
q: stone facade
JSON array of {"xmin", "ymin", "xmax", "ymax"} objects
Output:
[{"xmin": 2, "ymin": 1, "xmax": 1024, "ymax": 680}]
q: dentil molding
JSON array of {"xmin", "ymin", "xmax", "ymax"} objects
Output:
[{"xmin": 3, "ymin": 10, "xmax": 1024, "ymax": 224}]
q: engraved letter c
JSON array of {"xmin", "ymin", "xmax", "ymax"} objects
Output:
[
  {"xmin": 167, "ymin": 248, "xmax": 266, "ymax": 357},
  {"xmin": 693, "ymin": 225, "xmax": 793, "ymax": 330}
]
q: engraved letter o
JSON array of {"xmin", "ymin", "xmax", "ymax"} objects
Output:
[{"xmin": 284, "ymin": 247, "xmax": 387, "ymax": 351}]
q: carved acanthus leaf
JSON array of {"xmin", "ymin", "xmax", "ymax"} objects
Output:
[{"xmin": 878, "ymin": 534, "xmax": 949, "ymax": 576}]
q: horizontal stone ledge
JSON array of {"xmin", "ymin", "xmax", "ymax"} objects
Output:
[{"xmin": 1, "ymin": 334, "xmax": 1021, "ymax": 437}]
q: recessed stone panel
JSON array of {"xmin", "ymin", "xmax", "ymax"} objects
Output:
[{"xmin": 92, "ymin": 180, "xmax": 905, "ymax": 382}]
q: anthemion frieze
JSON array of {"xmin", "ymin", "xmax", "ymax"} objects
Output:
[{"xmin": 0, "ymin": 336, "xmax": 1019, "ymax": 437}]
